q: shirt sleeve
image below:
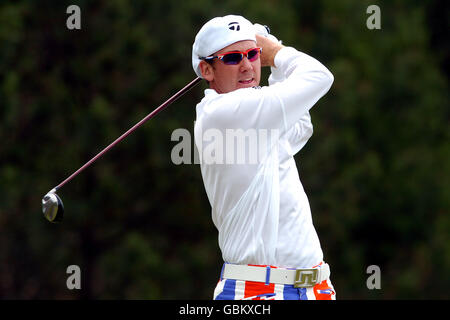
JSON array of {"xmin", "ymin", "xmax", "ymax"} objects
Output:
[{"xmin": 268, "ymin": 50, "xmax": 314, "ymax": 155}]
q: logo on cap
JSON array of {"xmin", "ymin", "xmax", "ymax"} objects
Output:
[{"xmin": 228, "ymin": 22, "xmax": 240, "ymax": 31}]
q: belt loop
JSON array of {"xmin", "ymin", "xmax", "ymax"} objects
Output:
[
  {"xmin": 265, "ymin": 266, "xmax": 271, "ymax": 285},
  {"xmin": 220, "ymin": 263, "xmax": 226, "ymax": 281}
]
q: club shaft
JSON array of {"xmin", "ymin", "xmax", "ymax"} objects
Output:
[{"xmin": 54, "ymin": 77, "xmax": 202, "ymax": 192}]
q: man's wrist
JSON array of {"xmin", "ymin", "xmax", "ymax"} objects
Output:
[
  {"xmin": 256, "ymin": 34, "xmax": 284, "ymax": 67},
  {"xmin": 269, "ymin": 45, "xmax": 284, "ymax": 67},
  {"xmin": 273, "ymin": 47, "xmax": 301, "ymax": 69}
]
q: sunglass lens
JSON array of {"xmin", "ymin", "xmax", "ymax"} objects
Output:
[
  {"xmin": 247, "ymin": 49, "xmax": 260, "ymax": 61},
  {"xmin": 222, "ymin": 53, "xmax": 243, "ymax": 65}
]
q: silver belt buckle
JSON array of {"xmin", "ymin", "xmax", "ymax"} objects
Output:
[{"xmin": 294, "ymin": 268, "xmax": 319, "ymax": 288}]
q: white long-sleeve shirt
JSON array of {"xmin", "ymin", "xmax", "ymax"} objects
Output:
[{"xmin": 194, "ymin": 47, "xmax": 334, "ymax": 268}]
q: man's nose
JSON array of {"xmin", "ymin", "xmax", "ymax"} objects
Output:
[{"xmin": 239, "ymin": 56, "xmax": 253, "ymax": 72}]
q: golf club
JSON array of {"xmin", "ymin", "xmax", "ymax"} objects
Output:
[{"xmin": 42, "ymin": 77, "xmax": 202, "ymax": 223}]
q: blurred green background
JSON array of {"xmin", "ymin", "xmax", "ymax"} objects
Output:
[{"xmin": 0, "ymin": 0, "xmax": 448, "ymax": 299}]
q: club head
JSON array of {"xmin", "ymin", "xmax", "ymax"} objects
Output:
[{"xmin": 42, "ymin": 190, "xmax": 64, "ymax": 223}]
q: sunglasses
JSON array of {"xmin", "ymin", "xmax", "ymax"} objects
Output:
[{"xmin": 201, "ymin": 47, "xmax": 262, "ymax": 65}]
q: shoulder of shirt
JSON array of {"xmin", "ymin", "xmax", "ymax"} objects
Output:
[
  {"xmin": 204, "ymin": 86, "xmax": 262, "ymax": 96},
  {"xmin": 197, "ymin": 87, "xmax": 266, "ymax": 117},
  {"xmin": 216, "ymin": 85, "xmax": 267, "ymax": 96}
]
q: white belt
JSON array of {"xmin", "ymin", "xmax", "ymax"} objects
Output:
[{"xmin": 222, "ymin": 263, "xmax": 330, "ymax": 288}]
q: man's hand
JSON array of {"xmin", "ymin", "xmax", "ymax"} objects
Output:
[{"xmin": 256, "ymin": 34, "xmax": 284, "ymax": 68}]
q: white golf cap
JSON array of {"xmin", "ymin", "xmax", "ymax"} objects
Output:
[{"xmin": 192, "ymin": 15, "xmax": 256, "ymax": 78}]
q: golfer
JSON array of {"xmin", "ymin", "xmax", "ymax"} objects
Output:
[{"xmin": 192, "ymin": 15, "xmax": 335, "ymax": 300}]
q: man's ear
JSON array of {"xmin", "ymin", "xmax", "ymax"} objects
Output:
[{"xmin": 199, "ymin": 61, "xmax": 214, "ymax": 82}]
